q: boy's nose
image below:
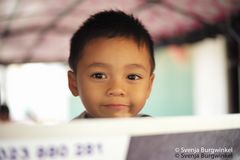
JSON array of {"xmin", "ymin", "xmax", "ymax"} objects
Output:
[{"xmin": 106, "ymin": 80, "xmax": 126, "ymax": 97}]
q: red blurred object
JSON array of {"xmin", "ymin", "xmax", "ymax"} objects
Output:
[{"xmin": 0, "ymin": 0, "xmax": 239, "ymax": 64}]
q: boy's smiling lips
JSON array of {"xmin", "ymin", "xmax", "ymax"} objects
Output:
[{"xmin": 101, "ymin": 104, "xmax": 129, "ymax": 110}]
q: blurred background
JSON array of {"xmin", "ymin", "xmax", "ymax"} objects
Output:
[{"xmin": 0, "ymin": 0, "xmax": 239, "ymax": 123}]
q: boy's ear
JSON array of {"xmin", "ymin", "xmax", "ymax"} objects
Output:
[
  {"xmin": 147, "ymin": 74, "xmax": 155, "ymax": 98},
  {"xmin": 68, "ymin": 70, "xmax": 79, "ymax": 96}
]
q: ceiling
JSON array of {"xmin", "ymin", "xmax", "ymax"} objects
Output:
[{"xmin": 0, "ymin": 0, "xmax": 240, "ymax": 64}]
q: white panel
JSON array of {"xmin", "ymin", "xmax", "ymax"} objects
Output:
[
  {"xmin": 6, "ymin": 63, "xmax": 71, "ymax": 122},
  {"xmin": 191, "ymin": 36, "xmax": 228, "ymax": 115}
]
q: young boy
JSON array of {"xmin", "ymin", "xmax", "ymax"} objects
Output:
[{"xmin": 68, "ymin": 10, "xmax": 155, "ymax": 118}]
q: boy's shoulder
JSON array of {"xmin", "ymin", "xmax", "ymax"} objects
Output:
[{"xmin": 72, "ymin": 111, "xmax": 151, "ymax": 120}]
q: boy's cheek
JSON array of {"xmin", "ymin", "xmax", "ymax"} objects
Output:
[
  {"xmin": 130, "ymin": 90, "xmax": 149, "ymax": 103},
  {"xmin": 78, "ymin": 83, "xmax": 104, "ymax": 98}
]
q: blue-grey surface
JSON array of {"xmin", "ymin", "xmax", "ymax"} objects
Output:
[{"xmin": 127, "ymin": 129, "xmax": 240, "ymax": 160}]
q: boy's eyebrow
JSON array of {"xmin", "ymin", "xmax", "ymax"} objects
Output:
[
  {"xmin": 87, "ymin": 62, "xmax": 110, "ymax": 68},
  {"xmin": 87, "ymin": 62, "xmax": 148, "ymax": 72},
  {"xmin": 125, "ymin": 64, "xmax": 148, "ymax": 72}
]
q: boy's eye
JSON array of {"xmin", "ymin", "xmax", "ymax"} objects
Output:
[
  {"xmin": 90, "ymin": 73, "xmax": 107, "ymax": 79},
  {"xmin": 127, "ymin": 74, "xmax": 142, "ymax": 80}
]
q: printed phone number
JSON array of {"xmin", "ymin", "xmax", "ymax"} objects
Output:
[{"xmin": 0, "ymin": 143, "xmax": 103, "ymax": 160}]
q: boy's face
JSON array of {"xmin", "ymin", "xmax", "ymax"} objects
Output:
[{"xmin": 68, "ymin": 37, "xmax": 154, "ymax": 118}]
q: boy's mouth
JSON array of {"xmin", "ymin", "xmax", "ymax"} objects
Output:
[{"xmin": 101, "ymin": 104, "xmax": 129, "ymax": 110}]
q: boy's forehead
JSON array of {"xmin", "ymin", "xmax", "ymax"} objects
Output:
[
  {"xmin": 83, "ymin": 36, "xmax": 147, "ymax": 52},
  {"xmin": 76, "ymin": 37, "xmax": 152, "ymax": 72},
  {"xmin": 82, "ymin": 37, "xmax": 148, "ymax": 57}
]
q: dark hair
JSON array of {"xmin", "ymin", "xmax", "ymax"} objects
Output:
[{"xmin": 69, "ymin": 10, "xmax": 155, "ymax": 73}]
